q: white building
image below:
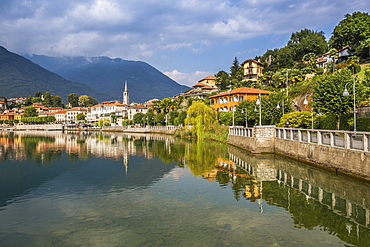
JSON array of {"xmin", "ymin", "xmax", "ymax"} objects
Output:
[
  {"xmin": 66, "ymin": 107, "xmax": 88, "ymax": 123},
  {"xmin": 55, "ymin": 110, "xmax": 67, "ymax": 123},
  {"xmin": 86, "ymin": 101, "xmax": 128, "ymax": 123}
]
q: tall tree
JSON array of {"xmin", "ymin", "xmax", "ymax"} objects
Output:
[
  {"xmin": 330, "ymin": 12, "xmax": 370, "ymax": 50},
  {"xmin": 287, "ymin": 29, "xmax": 327, "ymax": 61},
  {"xmin": 311, "ymin": 69, "xmax": 362, "ymax": 129},
  {"xmin": 43, "ymin": 92, "xmax": 53, "ymax": 106},
  {"xmin": 23, "ymin": 106, "xmax": 38, "ymax": 117},
  {"xmin": 52, "ymin": 96, "xmax": 63, "ymax": 107},
  {"xmin": 230, "ymin": 57, "xmax": 243, "ymax": 82},
  {"xmin": 68, "ymin": 93, "xmax": 79, "ymax": 107},
  {"xmin": 215, "ymin": 71, "xmax": 230, "ymax": 90}
]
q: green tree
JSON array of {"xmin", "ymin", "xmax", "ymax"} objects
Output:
[
  {"xmin": 330, "ymin": 12, "xmax": 370, "ymax": 51},
  {"xmin": 23, "ymin": 106, "xmax": 38, "ymax": 117},
  {"xmin": 185, "ymin": 101, "xmax": 217, "ymax": 139},
  {"xmin": 145, "ymin": 109, "xmax": 155, "ymax": 125},
  {"xmin": 76, "ymin": 113, "xmax": 85, "ymax": 121},
  {"xmin": 215, "ymin": 71, "xmax": 230, "ymax": 91},
  {"xmin": 311, "ymin": 69, "xmax": 362, "ymax": 129},
  {"xmin": 155, "ymin": 112, "xmax": 166, "ymax": 126},
  {"xmin": 230, "ymin": 57, "xmax": 243, "ymax": 83},
  {"xmin": 34, "ymin": 91, "xmax": 42, "ymax": 98},
  {"xmin": 25, "ymin": 95, "xmax": 33, "ymax": 106},
  {"xmin": 68, "ymin": 93, "xmax": 79, "ymax": 107},
  {"xmin": 168, "ymin": 110, "xmax": 179, "ymax": 125},
  {"xmin": 133, "ymin": 112, "xmax": 145, "ymax": 124},
  {"xmin": 287, "ymin": 29, "xmax": 327, "ymax": 61},
  {"xmin": 52, "ymin": 95, "xmax": 63, "ymax": 107},
  {"xmin": 79, "ymin": 95, "xmax": 97, "ymax": 107},
  {"xmin": 43, "ymin": 92, "xmax": 53, "ymax": 106}
]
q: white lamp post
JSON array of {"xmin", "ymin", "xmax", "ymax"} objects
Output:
[
  {"xmin": 343, "ymin": 78, "xmax": 356, "ymax": 132},
  {"xmin": 256, "ymin": 93, "xmax": 262, "ymax": 126},
  {"xmin": 303, "ymin": 94, "xmax": 314, "ymax": 129}
]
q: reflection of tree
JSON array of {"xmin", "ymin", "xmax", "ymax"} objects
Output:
[
  {"xmin": 185, "ymin": 140, "xmax": 229, "ymax": 176},
  {"xmin": 21, "ymin": 136, "xmax": 60, "ymax": 165}
]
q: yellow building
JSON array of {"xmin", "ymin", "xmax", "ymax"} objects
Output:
[
  {"xmin": 198, "ymin": 76, "xmax": 217, "ymax": 88},
  {"xmin": 241, "ymin": 59, "xmax": 264, "ymax": 82},
  {"xmin": 208, "ymin": 87, "xmax": 272, "ymax": 112}
]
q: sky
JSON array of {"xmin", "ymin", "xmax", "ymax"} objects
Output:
[{"xmin": 0, "ymin": 0, "xmax": 369, "ymax": 87}]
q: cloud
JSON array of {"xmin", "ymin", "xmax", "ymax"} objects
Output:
[
  {"xmin": 164, "ymin": 70, "xmax": 214, "ymax": 87},
  {"xmin": 0, "ymin": 0, "xmax": 369, "ymax": 73}
]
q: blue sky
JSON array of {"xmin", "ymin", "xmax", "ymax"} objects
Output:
[{"xmin": 0, "ymin": 0, "xmax": 369, "ymax": 87}]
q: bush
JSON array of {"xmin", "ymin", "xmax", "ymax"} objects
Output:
[
  {"xmin": 357, "ymin": 117, "xmax": 370, "ymax": 131},
  {"xmin": 277, "ymin": 111, "xmax": 314, "ymax": 128}
]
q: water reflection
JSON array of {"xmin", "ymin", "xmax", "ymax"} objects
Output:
[{"xmin": 0, "ymin": 131, "xmax": 369, "ymax": 246}]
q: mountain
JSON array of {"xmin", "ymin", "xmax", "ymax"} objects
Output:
[
  {"xmin": 25, "ymin": 55, "xmax": 191, "ymax": 103},
  {"xmin": 0, "ymin": 46, "xmax": 112, "ymax": 102}
]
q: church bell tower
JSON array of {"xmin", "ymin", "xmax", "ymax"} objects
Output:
[{"xmin": 123, "ymin": 81, "xmax": 129, "ymax": 105}]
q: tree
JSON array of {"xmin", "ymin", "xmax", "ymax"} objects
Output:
[
  {"xmin": 52, "ymin": 96, "xmax": 63, "ymax": 107},
  {"xmin": 145, "ymin": 109, "xmax": 155, "ymax": 125},
  {"xmin": 287, "ymin": 29, "xmax": 327, "ymax": 62},
  {"xmin": 68, "ymin": 93, "xmax": 79, "ymax": 107},
  {"xmin": 76, "ymin": 113, "xmax": 85, "ymax": 121},
  {"xmin": 168, "ymin": 110, "xmax": 179, "ymax": 125},
  {"xmin": 133, "ymin": 112, "xmax": 145, "ymax": 124},
  {"xmin": 215, "ymin": 71, "xmax": 230, "ymax": 91},
  {"xmin": 34, "ymin": 91, "xmax": 42, "ymax": 98},
  {"xmin": 311, "ymin": 69, "xmax": 362, "ymax": 129},
  {"xmin": 23, "ymin": 106, "xmax": 38, "ymax": 117},
  {"xmin": 185, "ymin": 101, "xmax": 217, "ymax": 139},
  {"xmin": 230, "ymin": 57, "xmax": 243, "ymax": 82},
  {"xmin": 330, "ymin": 12, "xmax": 370, "ymax": 51},
  {"xmin": 25, "ymin": 95, "xmax": 33, "ymax": 106},
  {"xmin": 79, "ymin": 95, "xmax": 97, "ymax": 107},
  {"xmin": 43, "ymin": 92, "xmax": 53, "ymax": 106},
  {"xmin": 359, "ymin": 38, "xmax": 370, "ymax": 61}
]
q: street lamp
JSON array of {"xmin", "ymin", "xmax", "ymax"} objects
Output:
[
  {"xmin": 242, "ymin": 107, "xmax": 248, "ymax": 127},
  {"xmin": 286, "ymin": 69, "xmax": 291, "ymax": 97},
  {"xmin": 256, "ymin": 93, "xmax": 262, "ymax": 126},
  {"xmin": 303, "ymin": 94, "xmax": 314, "ymax": 129},
  {"xmin": 343, "ymin": 78, "xmax": 356, "ymax": 132},
  {"xmin": 277, "ymin": 100, "xmax": 285, "ymax": 115}
]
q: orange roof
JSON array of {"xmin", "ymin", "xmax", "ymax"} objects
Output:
[
  {"xmin": 55, "ymin": 110, "xmax": 67, "ymax": 114},
  {"xmin": 241, "ymin": 58, "xmax": 263, "ymax": 66},
  {"xmin": 199, "ymin": 76, "xmax": 216, "ymax": 82},
  {"xmin": 208, "ymin": 87, "xmax": 272, "ymax": 99},
  {"xmin": 192, "ymin": 82, "xmax": 207, "ymax": 88},
  {"xmin": 67, "ymin": 107, "xmax": 88, "ymax": 111}
]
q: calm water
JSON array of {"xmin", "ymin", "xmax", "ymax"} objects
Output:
[{"xmin": 0, "ymin": 131, "xmax": 370, "ymax": 247}]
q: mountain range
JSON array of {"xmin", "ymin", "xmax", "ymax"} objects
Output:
[
  {"xmin": 25, "ymin": 54, "xmax": 190, "ymax": 103},
  {"xmin": 0, "ymin": 45, "xmax": 190, "ymax": 103},
  {"xmin": 0, "ymin": 46, "xmax": 111, "ymax": 102}
]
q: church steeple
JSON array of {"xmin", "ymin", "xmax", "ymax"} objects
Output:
[{"xmin": 123, "ymin": 81, "xmax": 129, "ymax": 105}]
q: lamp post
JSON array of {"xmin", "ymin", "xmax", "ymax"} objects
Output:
[
  {"xmin": 303, "ymin": 94, "xmax": 314, "ymax": 129},
  {"xmin": 256, "ymin": 93, "xmax": 262, "ymax": 126},
  {"xmin": 343, "ymin": 78, "xmax": 356, "ymax": 132},
  {"xmin": 286, "ymin": 69, "xmax": 291, "ymax": 97},
  {"xmin": 242, "ymin": 107, "xmax": 248, "ymax": 127},
  {"xmin": 277, "ymin": 100, "xmax": 285, "ymax": 115}
]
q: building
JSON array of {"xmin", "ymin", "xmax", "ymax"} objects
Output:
[
  {"xmin": 123, "ymin": 81, "xmax": 129, "ymax": 105},
  {"xmin": 86, "ymin": 101, "xmax": 128, "ymax": 123},
  {"xmin": 66, "ymin": 107, "xmax": 88, "ymax": 123},
  {"xmin": 209, "ymin": 87, "xmax": 272, "ymax": 112},
  {"xmin": 241, "ymin": 59, "xmax": 264, "ymax": 82},
  {"xmin": 55, "ymin": 110, "xmax": 67, "ymax": 123},
  {"xmin": 337, "ymin": 46, "xmax": 355, "ymax": 63},
  {"xmin": 184, "ymin": 76, "xmax": 218, "ymax": 99},
  {"xmin": 127, "ymin": 104, "xmax": 149, "ymax": 121}
]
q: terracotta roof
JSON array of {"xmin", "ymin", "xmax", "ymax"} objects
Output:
[
  {"xmin": 199, "ymin": 76, "xmax": 216, "ymax": 82},
  {"xmin": 55, "ymin": 110, "xmax": 67, "ymax": 114},
  {"xmin": 192, "ymin": 82, "xmax": 207, "ymax": 88},
  {"xmin": 208, "ymin": 87, "xmax": 272, "ymax": 98},
  {"xmin": 241, "ymin": 58, "xmax": 263, "ymax": 66},
  {"xmin": 67, "ymin": 107, "xmax": 88, "ymax": 111}
]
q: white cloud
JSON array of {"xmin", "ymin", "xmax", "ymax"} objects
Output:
[{"xmin": 164, "ymin": 70, "xmax": 214, "ymax": 87}]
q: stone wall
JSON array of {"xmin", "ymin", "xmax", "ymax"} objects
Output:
[{"xmin": 274, "ymin": 138, "xmax": 370, "ymax": 179}]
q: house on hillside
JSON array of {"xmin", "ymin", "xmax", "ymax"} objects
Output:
[
  {"xmin": 66, "ymin": 107, "xmax": 88, "ymax": 123},
  {"xmin": 208, "ymin": 87, "xmax": 272, "ymax": 112},
  {"xmin": 241, "ymin": 59, "xmax": 264, "ymax": 82},
  {"xmin": 316, "ymin": 46, "xmax": 355, "ymax": 68},
  {"xmin": 184, "ymin": 76, "xmax": 218, "ymax": 99},
  {"xmin": 127, "ymin": 104, "xmax": 150, "ymax": 121}
]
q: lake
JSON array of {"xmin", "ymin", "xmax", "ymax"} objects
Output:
[{"xmin": 0, "ymin": 131, "xmax": 369, "ymax": 246}]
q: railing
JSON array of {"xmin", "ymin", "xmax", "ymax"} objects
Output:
[
  {"xmin": 229, "ymin": 126, "xmax": 254, "ymax": 138},
  {"xmin": 148, "ymin": 125, "xmax": 181, "ymax": 131},
  {"xmin": 276, "ymin": 128, "xmax": 370, "ymax": 153},
  {"xmin": 229, "ymin": 126, "xmax": 370, "ymax": 153}
]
